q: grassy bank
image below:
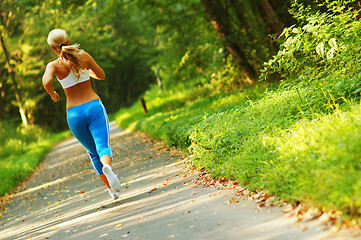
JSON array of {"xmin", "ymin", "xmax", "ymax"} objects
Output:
[
  {"xmin": 0, "ymin": 121, "xmax": 70, "ymax": 196},
  {"xmin": 115, "ymin": 81, "xmax": 361, "ymax": 223},
  {"xmin": 115, "ymin": 3, "xmax": 361, "ymax": 224}
]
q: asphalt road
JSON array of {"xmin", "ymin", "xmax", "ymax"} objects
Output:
[{"xmin": 0, "ymin": 121, "xmax": 358, "ymax": 240}]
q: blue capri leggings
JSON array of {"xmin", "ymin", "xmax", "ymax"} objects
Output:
[{"xmin": 66, "ymin": 100, "xmax": 112, "ymax": 175}]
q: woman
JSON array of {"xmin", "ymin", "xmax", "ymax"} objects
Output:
[{"xmin": 42, "ymin": 29, "xmax": 121, "ymax": 200}]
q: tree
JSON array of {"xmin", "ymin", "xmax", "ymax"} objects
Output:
[
  {"xmin": 201, "ymin": 0, "xmax": 258, "ymax": 80},
  {"xmin": 0, "ymin": 1, "xmax": 28, "ymax": 126},
  {"xmin": 258, "ymin": 0, "xmax": 285, "ymax": 35}
]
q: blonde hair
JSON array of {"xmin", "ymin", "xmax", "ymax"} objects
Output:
[{"xmin": 47, "ymin": 29, "xmax": 83, "ymax": 78}]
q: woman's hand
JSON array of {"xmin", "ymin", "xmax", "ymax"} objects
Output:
[{"xmin": 51, "ymin": 91, "xmax": 60, "ymax": 102}]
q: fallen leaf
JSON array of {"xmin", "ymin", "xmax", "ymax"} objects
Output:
[
  {"xmin": 283, "ymin": 204, "xmax": 294, "ymax": 213},
  {"xmin": 230, "ymin": 198, "xmax": 239, "ymax": 204},
  {"xmin": 114, "ymin": 223, "xmax": 123, "ymax": 229},
  {"xmin": 79, "ymin": 190, "xmax": 85, "ymax": 193}
]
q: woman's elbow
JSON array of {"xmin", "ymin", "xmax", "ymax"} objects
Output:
[
  {"xmin": 42, "ymin": 79, "xmax": 48, "ymax": 88},
  {"xmin": 100, "ymin": 73, "xmax": 106, "ymax": 80},
  {"xmin": 98, "ymin": 70, "xmax": 106, "ymax": 80},
  {"xmin": 42, "ymin": 78, "xmax": 52, "ymax": 89}
]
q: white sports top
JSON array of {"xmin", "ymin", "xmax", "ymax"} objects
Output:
[{"xmin": 56, "ymin": 69, "xmax": 90, "ymax": 89}]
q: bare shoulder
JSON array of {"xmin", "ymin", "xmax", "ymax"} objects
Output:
[
  {"xmin": 78, "ymin": 50, "xmax": 105, "ymax": 79},
  {"xmin": 78, "ymin": 50, "xmax": 88, "ymax": 56},
  {"xmin": 45, "ymin": 60, "xmax": 58, "ymax": 72},
  {"xmin": 78, "ymin": 50, "xmax": 93, "ymax": 60},
  {"xmin": 47, "ymin": 60, "xmax": 58, "ymax": 66},
  {"xmin": 78, "ymin": 50, "xmax": 95, "ymax": 68},
  {"xmin": 43, "ymin": 60, "xmax": 57, "ymax": 80}
]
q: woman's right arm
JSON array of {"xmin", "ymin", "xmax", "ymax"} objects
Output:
[
  {"xmin": 80, "ymin": 51, "xmax": 106, "ymax": 80},
  {"xmin": 42, "ymin": 62, "xmax": 60, "ymax": 102}
]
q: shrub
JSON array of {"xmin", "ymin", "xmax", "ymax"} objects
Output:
[
  {"xmin": 263, "ymin": 106, "xmax": 361, "ymax": 217},
  {"xmin": 261, "ymin": 1, "xmax": 361, "ymax": 114}
]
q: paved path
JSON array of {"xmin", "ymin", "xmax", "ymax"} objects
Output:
[{"xmin": 0, "ymin": 122, "xmax": 359, "ymax": 240}]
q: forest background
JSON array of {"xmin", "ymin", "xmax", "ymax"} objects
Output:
[{"xmin": 2, "ymin": 0, "xmax": 361, "ymax": 226}]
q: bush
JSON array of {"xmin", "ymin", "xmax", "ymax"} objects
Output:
[
  {"xmin": 264, "ymin": 106, "xmax": 361, "ymax": 217},
  {"xmin": 261, "ymin": 1, "xmax": 361, "ymax": 114},
  {"xmin": 189, "ymin": 87, "xmax": 304, "ymax": 186}
]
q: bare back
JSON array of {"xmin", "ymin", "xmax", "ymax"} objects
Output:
[{"xmin": 47, "ymin": 50, "xmax": 105, "ymax": 109}]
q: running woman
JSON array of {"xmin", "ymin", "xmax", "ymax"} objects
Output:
[{"xmin": 42, "ymin": 29, "xmax": 121, "ymax": 200}]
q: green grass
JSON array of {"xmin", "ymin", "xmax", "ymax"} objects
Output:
[
  {"xmin": 116, "ymin": 83, "xmax": 268, "ymax": 148},
  {"xmin": 264, "ymin": 107, "xmax": 361, "ymax": 216},
  {"xmin": 115, "ymin": 82, "xmax": 361, "ymax": 222},
  {"xmin": 0, "ymin": 121, "xmax": 70, "ymax": 196}
]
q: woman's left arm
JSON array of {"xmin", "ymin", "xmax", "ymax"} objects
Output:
[{"xmin": 42, "ymin": 63, "xmax": 60, "ymax": 102}]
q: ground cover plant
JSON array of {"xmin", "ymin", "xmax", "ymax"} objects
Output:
[
  {"xmin": 0, "ymin": 121, "xmax": 70, "ymax": 196},
  {"xmin": 264, "ymin": 106, "xmax": 361, "ymax": 218}
]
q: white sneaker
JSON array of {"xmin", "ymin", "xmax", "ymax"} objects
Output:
[
  {"xmin": 102, "ymin": 164, "xmax": 121, "ymax": 192},
  {"xmin": 108, "ymin": 188, "xmax": 119, "ymax": 200}
]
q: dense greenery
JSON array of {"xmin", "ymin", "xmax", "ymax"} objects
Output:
[
  {"xmin": 1, "ymin": 0, "xmax": 295, "ymax": 129},
  {"xmin": 116, "ymin": 0, "xmax": 361, "ymax": 223},
  {"xmin": 1, "ymin": 0, "xmax": 155, "ymax": 129}
]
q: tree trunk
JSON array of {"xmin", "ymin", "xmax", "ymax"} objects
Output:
[
  {"xmin": 0, "ymin": 31, "xmax": 28, "ymax": 127},
  {"xmin": 200, "ymin": 0, "xmax": 257, "ymax": 80},
  {"xmin": 258, "ymin": 0, "xmax": 284, "ymax": 35},
  {"xmin": 155, "ymin": 66, "xmax": 163, "ymax": 92}
]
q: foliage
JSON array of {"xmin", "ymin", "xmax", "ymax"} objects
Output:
[
  {"xmin": 115, "ymin": 0, "xmax": 361, "ymax": 222},
  {"xmin": 1, "ymin": 0, "xmax": 155, "ymax": 129},
  {"xmin": 263, "ymin": 106, "xmax": 361, "ymax": 216},
  {"xmin": 189, "ymin": 88, "xmax": 303, "ymax": 185},
  {"xmin": 0, "ymin": 0, "xmax": 296, "ymax": 129},
  {"xmin": 261, "ymin": 0, "xmax": 361, "ymax": 114},
  {"xmin": 133, "ymin": 0, "xmax": 224, "ymax": 89}
]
